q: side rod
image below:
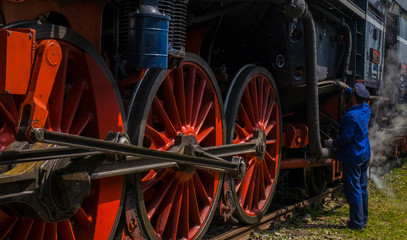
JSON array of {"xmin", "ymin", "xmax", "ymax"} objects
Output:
[
  {"xmin": 27, "ymin": 128, "xmax": 250, "ymax": 175},
  {"xmin": 0, "ymin": 140, "xmax": 258, "ymax": 165}
]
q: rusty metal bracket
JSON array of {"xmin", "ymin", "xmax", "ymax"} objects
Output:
[{"xmin": 221, "ymin": 189, "xmax": 236, "ymax": 222}]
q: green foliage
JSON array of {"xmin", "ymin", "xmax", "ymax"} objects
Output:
[{"xmin": 254, "ymin": 162, "xmax": 407, "ymax": 240}]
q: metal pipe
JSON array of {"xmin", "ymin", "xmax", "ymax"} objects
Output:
[
  {"xmin": 280, "ymin": 158, "xmax": 332, "ymax": 169},
  {"xmin": 307, "ymin": 2, "xmax": 353, "ymax": 123},
  {"xmin": 302, "ymin": 9, "xmax": 332, "ymax": 160}
]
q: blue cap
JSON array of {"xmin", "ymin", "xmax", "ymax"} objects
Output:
[{"xmin": 354, "ymin": 83, "xmax": 370, "ymax": 99}]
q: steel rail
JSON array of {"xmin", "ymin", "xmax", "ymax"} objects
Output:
[{"xmin": 209, "ymin": 185, "xmax": 342, "ymax": 240}]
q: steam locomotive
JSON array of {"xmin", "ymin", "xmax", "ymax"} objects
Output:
[{"xmin": 0, "ymin": 0, "xmax": 405, "ymax": 239}]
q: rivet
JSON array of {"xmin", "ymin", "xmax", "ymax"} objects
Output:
[{"xmin": 29, "ymin": 33, "xmax": 33, "ymax": 40}]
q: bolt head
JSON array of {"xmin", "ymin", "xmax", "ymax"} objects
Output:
[{"xmin": 31, "ymin": 128, "xmax": 45, "ymax": 141}]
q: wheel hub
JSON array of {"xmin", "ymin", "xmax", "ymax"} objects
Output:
[{"xmin": 254, "ymin": 130, "xmax": 267, "ymax": 161}]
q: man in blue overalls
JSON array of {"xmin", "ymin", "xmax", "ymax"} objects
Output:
[{"xmin": 325, "ymin": 82, "xmax": 371, "ymax": 230}]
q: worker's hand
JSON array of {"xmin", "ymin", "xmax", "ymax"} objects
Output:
[
  {"xmin": 324, "ymin": 139, "xmax": 334, "ymax": 149},
  {"xmin": 336, "ymin": 81, "xmax": 349, "ymax": 90}
]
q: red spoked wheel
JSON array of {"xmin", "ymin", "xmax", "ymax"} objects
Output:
[
  {"xmin": 127, "ymin": 53, "xmax": 224, "ymax": 240},
  {"xmin": 224, "ymin": 65, "xmax": 282, "ymax": 224},
  {"xmin": 0, "ymin": 24, "xmax": 125, "ymax": 239}
]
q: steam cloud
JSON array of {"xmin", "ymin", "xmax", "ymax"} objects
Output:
[{"xmin": 368, "ymin": 44, "xmax": 407, "ymax": 191}]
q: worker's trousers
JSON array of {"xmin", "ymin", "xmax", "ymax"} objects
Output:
[{"xmin": 343, "ymin": 160, "xmax": 369, "ymax": 229}]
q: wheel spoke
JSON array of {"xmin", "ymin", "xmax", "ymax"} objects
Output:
[
  {"xmin": 0, "ymin": 216, "xmax": 18, "ymax": 240},
  {"xmin": 57, "ymin": 220, "xmax": 75, "ymax": 240},
  {"xmin": 49, "ymin": 46, "xmax": 69, "ymax": 132},
  {"xmin": 162, "ymin": 76, "xmax": 182, "ymax": 130},
  {"xmin": 61, "ymin": 79, "xmax": 86, "ymax": 133},
  {"xmin": 233, "ymin": 123, "xmax": 251, "ymax": 143},
  {"xmin": 195, "ymin": 101, "xmax": 213, "ymax": 134},
  {"xmin": 142, "ymin": 169, "xmax": 170, "ymax": 196},
  {"xmin": 189, "ymin": 179, "xmax": 201, "ymax": 225},
  {"xmin": 257, "ymin": 77, "xmax": 264, "ymax": 121},
  {"xmin": 253, "ymin": 165, "xmax": 261, "ymax": 211},
  {"xmin": 165, "ymin": 184, "xmax": 183, "ymax": 240},
  {"xmin": 249, "ymin": 80, "xmax": 259, "ymax": 123},
  {"xmin": 261, "ymin": 86, "xmax": 271, "ymax": 123},
  {"xmin": 10, "ymin": 219, "xmax": 33, "ymax": 240},
  {"xmin": 238, "ymin": 163, "xmax": 255, "ymax": 203},
  {"xmin": 74, "ymin": 207, "xmax": 92, "ymax": 227},
  {"xmin": 142, "ymin": 169, "xmax": 159, "ymax": 182},
  {"xmin": 244, "ymin": 165, "xmax": 257, "ymax": 211},
  {"xmin": 145, "ymin": 124, "xmax": 173, "ymax": 150},
  {"xmin": 258, "ymin": 161, "xmax": 266, "ymax": 200},
  {"xmin": 266, "ymin": 139, "xmax": 276, "ymax": 145},
  {"xmin": 0, "ymin": 104, "xmax": 11, "ymax": 125},
  {"xmin": 185, "ymin": 67, "xmax": 196, "ymax": 125},
  {"xmin": 196, "ymin": 170, "xmax": 216, "ymax": 197},
  {"xmin": 44, "ymin": 223, "xmax": 57, "ymax": 240},
  {"xmin": 197, "ymin": 127, "xmax": 214, "ymax": 144},
  {"xmin": 147, "ymin": 174, "xmax": 176, "ymax": 219},
  {"xmin": 152, "ymin": 96, "xmax": 177, "ymax": 137},
  {"xmin": 179, "ymin": 183, "xmax": 190, "ymax": 237},
  {"xmin": 155, "ymin": 182, "xmax": 180, "ymax": 238},
  {"xmin": 265, "ymin": 152, "xmax": 276, "ymax": 177},
  {"xmin": 242, "ymin": 88, "xmax": 256, "ymax": 125},
  {"xmin": 263, "ymin": 99, "xmax": 275, "ymax": 128},
  {"xmin": 238, "ymin": 103, "xmax": 253, "ymax": 134},
  {"xmin": 265, "ymin": 121, "xmax": 276, "ymax": 136},
  {"xmin": 0, "ymin": 102, "xmax": 16, "ymax": 151},
  {"xmin": 192, "ymin": 77, "xmax": 206, "ymax": 127},
  {"xmin": 193, "ymin": 172, "xmax": 211, "ymax": 206},
  {"xmin": 0, "ymin": 97, "xmax": 18, "ymax": 123},
  {"xmin": 262, "ymin": 160, "xmax": 272, "ymax": 186},
  {"xmin": 174, "ymin": 66, "xmax": 187, "ymax": 125},
  {"xmin": 69, "ymin": 112, "xmax": 92, "ymax": 135},
  {"xmin": 28, "ymin": 221, "xmax": 46, "ymax": 240}
]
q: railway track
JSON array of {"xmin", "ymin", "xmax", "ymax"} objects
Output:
[{"xmin": 208, "ymin": 185, "xmax": 342, "ymax": 240}]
